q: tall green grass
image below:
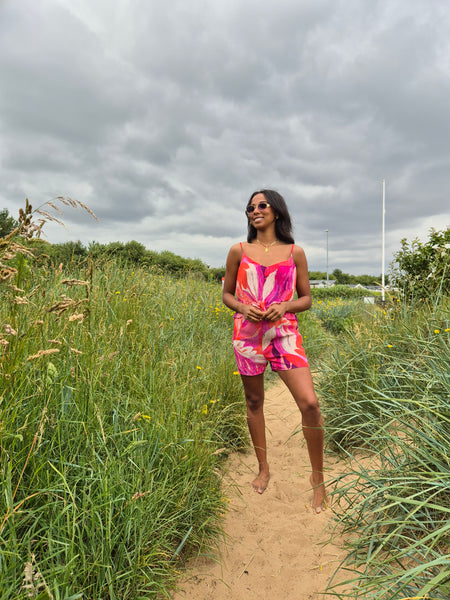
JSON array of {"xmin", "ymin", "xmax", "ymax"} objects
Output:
[
  {"xmin": 319, "ymin": 297, "xmax": 450, "ymax": 599},
  {"xmin": 0, "ymin": 257, "xmax": 247, "ymax": 599},
  {"xmin": 311, "ymin": 297, "xmax": 370, "ymax": 335},
  {"xmin": 5, "ymin": 200, "xmax": 447, "ymax": 599}
]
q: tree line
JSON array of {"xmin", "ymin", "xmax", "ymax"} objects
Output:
[
  {"xmin": 309, "ymin": 269, "xmax": 384, "ymax": 286},
  {"xmin": 5, "ymin": 207, "xmax": 448, "ymax": 292}
]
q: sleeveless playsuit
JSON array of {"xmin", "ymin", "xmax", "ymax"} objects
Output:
[{"xmin": 233, "ymin": 243, "xmax": 309, "ymax": 376}]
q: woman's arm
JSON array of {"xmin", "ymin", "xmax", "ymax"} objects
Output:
[
  {"xmin": 222, "ymin": 244, "xmax": 242, "ymax": 313},
  {"xmin": 291, "ymin": 244, "xmax": 313, "ymax": 312},
  {"xmin": 222, "ymin": 244, "xmax": 264, "ymax": 321}
]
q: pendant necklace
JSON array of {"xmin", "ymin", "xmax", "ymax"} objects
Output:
[{"xmin": 256, "ymin": 239, "xmax": 278, "ymax": 253}]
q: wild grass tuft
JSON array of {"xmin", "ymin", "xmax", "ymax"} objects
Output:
[
  {"xmin": 320, "ymin": 295, "xmax": 450, "ymax": 599},
  {"xmin": 0, "ymin": 201, "xmax": 247, "ymax": 598}
]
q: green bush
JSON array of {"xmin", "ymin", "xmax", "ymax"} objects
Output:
[
  {"xmin": 390, "ymin": 227, "xmax": 450, "ymax": 300},
  {"xmin": 0, "ymin": 208, "xmax": 18, "ymax": 237},
  {"xmin": 311, "ymin": 298, "xmax": 364, "ymax": 334},
  {"xmin": 311, "ymin": 285, "xmax": 380, "ymax": 299}
]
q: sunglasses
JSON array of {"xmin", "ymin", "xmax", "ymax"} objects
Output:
[{"xmin": 245, "ymin": 201, "xmax": 271, "ymax": 215}]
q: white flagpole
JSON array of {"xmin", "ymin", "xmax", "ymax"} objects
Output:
[{"xmin": 381, "ymin": 179, "xmax": 386, "ymax": 302}]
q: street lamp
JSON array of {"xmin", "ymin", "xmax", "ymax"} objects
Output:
[
  {"xmin": 381, "ymin": 179, "xmax": 386, "ymax": 303},
  {"xmin": 324, "ymin": 229, "xmax": 329, "ymax": 287}
]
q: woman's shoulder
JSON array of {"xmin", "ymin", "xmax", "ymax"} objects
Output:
[
  {"xmin": 291, "ymin": 243, "xmax": 305, "ymax": 254},
  {"xmin": 291, "ymin": 244, "xmax": 307, "ymax": 263},
  {"xmin": 226, "ymin": 242, "xmax": 244, "ymax": 262},
  {"xmin": 228, "ymin": 241, "xmax": 244, "ymax": 253}
]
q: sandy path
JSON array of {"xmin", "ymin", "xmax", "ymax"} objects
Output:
[{"xmin": 171, "ymin": 381, "xmax": 350, "ymax": 600}]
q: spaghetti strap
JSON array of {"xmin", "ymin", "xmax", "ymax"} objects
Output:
[{"xmin": 290, "ymin": 244, "xmax": 295, "ymax": 256}]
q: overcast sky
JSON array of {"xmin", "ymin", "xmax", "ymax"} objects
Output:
[{"xmin": 1, "ymin": 0, "xmax": 449, "ymax": 274}]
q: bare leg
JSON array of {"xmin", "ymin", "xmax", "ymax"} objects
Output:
[
  {"xmin": 277, "ymin": 368, "xmax": 327, "ymax": 513},
  {"xmin": 241, "ymin": 373, "xmax": 270, "ymax": 494}
]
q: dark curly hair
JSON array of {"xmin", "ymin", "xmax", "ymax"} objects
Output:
[{"xmin": 246, "ymin": 189, "xmax": 295, "ymax": 244}]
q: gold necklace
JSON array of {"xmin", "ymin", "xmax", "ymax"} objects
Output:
[{"xmin": 256, "ymin": 239, "xmax": 278, "ymax": 252}]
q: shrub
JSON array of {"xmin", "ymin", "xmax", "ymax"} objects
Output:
[
  {"xmin": 0, "ymin": 208, "xmax": 18, "ymax": 237},
  {"xmin": 390, "ymin": 227, "xmax": 450, "ymax": 300},
  {"xmin": 311, "ymin": 285, "xmax": 380, "ymax": 300}
]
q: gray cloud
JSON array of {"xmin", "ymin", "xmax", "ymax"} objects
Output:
[{"xmin": 1, "ymin": 0, "xmax": 449, "ymax": 274}]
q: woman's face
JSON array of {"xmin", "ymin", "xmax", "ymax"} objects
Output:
[{"xmin": 246, "ymin": 193, "xmax": 276, "ymax": 228}]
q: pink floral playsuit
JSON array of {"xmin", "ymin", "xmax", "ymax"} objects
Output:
[{"xmin": 233, "ymin": 243, "xmax": 309, "ymax": 376}]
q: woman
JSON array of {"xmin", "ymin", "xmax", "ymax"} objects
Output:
[{"xmin": 222, "ymin": 190, "xmax": 327, "ymax": 513}]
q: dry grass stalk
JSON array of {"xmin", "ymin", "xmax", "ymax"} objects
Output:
[
  {"xmin": 98, "ymin": 351, "xmax": 119, "ymax": 362},
  {"xmin": 34, "ymin": 196, "xmax": 98, "ymax": 232},
  {"xmin": 21, "ymin": 553, "xmax": 53, "ymax": 599},
  {"xmin": 18, "ymin": 204, "xmax": 44, "ymax": 240},
  {"xmin": 7, "ymin": 242, "xmax": 35, "ymax": 258},
  {"xmin": 14, "ymin": 196, "xmax": 97, "ymax": 241},
  {"xmin": 14, "ymin": 296, "xmax": 29, "ymax": 305},
  {"xmin": 27, "ymin": 349, "xmax": 60, "ymax": 361},
  {"xmin": 55, "ymin": 195, "xmax": 98, "ymax": 219},
  {"xmin": 47, "ymin": 295, "xmax": 87, "ymax": 317},
  {"xmin": 131, "ymin": 490, "xmax": 151, "ymax": 501},
  {"xmin": 21, "ymin": 554, "xmax": 41, "ymax": 598},
  {"xmin": 3, "ymin": 324, "xmax": 17, "ymax": 335},
  {"xmin": 122, "ymin": 489, "xmax": 151, "ymax": 507},
  {"xmin": 0, "ymin": 266, "xmax": 17, "ymax": 283},
  {"xmin": 0, "ymin": 228, "xmax": 19, "ymax": 245},
  {"xmin": 61, "ymin": 279, "xmax": 90, "ymax": 287},
  {"xmin": 95, "ymin": 404, "xmax": 106, "ymax": 444},
  {"xmin": 68, "ymin": 313, "xmax": 84, "ymax": 322}
]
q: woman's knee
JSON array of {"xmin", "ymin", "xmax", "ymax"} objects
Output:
[
  {"xmin": 245, "ymin": 391, "xmax": 264, "ymax": 413},
  {"xmin": 298, "ymin": 393, "xmax": 321, "ymax": 417}
]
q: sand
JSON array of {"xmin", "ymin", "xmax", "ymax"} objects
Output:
[{"xmin": 171, "ymin": 381, "xmax": 350, "ymax": 600}]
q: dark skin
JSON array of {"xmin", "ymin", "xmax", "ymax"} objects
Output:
[{"xmin": 222, "ymin": 195, "xmax": 327, "ymax": 512}]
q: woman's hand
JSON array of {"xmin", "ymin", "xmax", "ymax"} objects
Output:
[
  {"xmin": 262, "ymin": 302, "xmax": 287, "ymax": 322},
  {"xmin": 241, "ymin": 304, "xmax": 265, "ymax": 322}
]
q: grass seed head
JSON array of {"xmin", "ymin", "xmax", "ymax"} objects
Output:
[
  {"xmin": 68, "ymin": 313, "xmax": 84, "ymax": 322},
  {"xmin": 3, "ymin": 324, "xmax": 17, "ymax": 335},
  {"xmin": 1, "ymin": 266, "xmax": 17, "ymax": 283},
  {"xmin": 61, "ymin": 279, "xmax": 90, "ymax": 287},
  {"xmin": 27, "ymin": 349, "xmax": 60, "ymax": 361}
]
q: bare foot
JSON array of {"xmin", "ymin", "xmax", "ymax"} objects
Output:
[
  {"xmin": 310, "ymin": 474, "xmax": 327, "ymax": 513},
  {"xmin": 252, "ymin": 470, "xmax": 270, "ymax": 494}
]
